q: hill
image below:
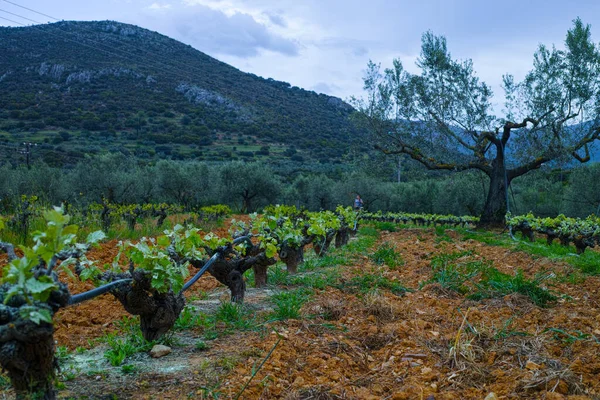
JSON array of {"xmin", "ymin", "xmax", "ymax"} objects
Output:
[{"xmin": 0, "ymin": 20, "xmax": 361, "ymax": 166}]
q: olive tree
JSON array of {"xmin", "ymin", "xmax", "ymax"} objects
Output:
[
  {"xmin": 218, "ymin": 162, "xmax": 280, "ymax": 212},
  {"xmin": 353, "ymin": 19, "xmax": 600, "ymax": 225},
  {"xmin": 72, "ymin": 153, "xmax": 140, "ymax": 204},
  {"xmin": 563, "ymin": 164, "xmax": 600, "ymax": 217}
]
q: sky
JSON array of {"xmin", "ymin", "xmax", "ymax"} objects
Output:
[{"xmin": 2, "ymin": 0, "xmax": 600, "ymax": 109}]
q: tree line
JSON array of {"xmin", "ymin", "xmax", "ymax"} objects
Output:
[{"xmin": 0, "ymin": 153, "xmax": 598, "ymax": 218}]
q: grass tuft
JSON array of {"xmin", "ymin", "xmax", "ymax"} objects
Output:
[
  {"xmin": 422, "ymin": 251, "xmax": 557, "ymax": 307},
  {"xmin": 270, "ymin": 289, "xmax": 312, "ymax": 320},
  {"xmin": 340, "ymin": 270, "xmax": 408, "ymax": 296},
  {"xmin": 371, "ymin": 242, "xmax": 404, "ymax": 269}
]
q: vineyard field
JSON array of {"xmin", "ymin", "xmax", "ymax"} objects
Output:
[{"xmin": 1, "ymin": 215, "xmax": 598, "ymax": 399}]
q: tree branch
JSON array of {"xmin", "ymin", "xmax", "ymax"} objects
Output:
[
  {"xmin": 508, "ymin": 155, "xmax": 552, "ymax": 180},
  {"xmin": 374, "ymin": 144, "xmax": 491, "ymax": 174},
  {"xmin": 502, "ymin": 117, "xmax": 539, "ymax": 144},
  {"xmin": 509, "ymin": 127, "xmax": 600, "ymax": 180},
  {"xmin": 572, "ymin": 143, "xmax": 591, "ymax": 163},
  {"xmin": 428, "ymin": 111, "xmax": 477, "ymax": 151}
]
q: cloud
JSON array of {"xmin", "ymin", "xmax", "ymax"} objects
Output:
[
  {"xmin": 264, "ymin": 11, "xmax": 286, "ymax": 27},
  {"xmin": 148, "ymin": 2, "xmax": 172, "ymax": 10},
  {"xmin": 140, "ymin": 3, "xmax": 299, "ymax": 58},
  {"xmin": 312, "ymin": 37, "xmax": 377, "ymax": 59}
]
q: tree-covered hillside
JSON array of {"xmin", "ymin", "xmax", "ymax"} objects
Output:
[{"xmin": 0, "ymin": 20, "xmax": 360, "ymax": 165}]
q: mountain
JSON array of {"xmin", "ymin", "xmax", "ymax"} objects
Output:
[{"xmin": 0, "ymin": 20, "xmax": 361, "ymax": 166}]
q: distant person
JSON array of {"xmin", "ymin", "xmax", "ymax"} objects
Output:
[{"xmin": 353, "ymin": 195, "xmax": 364, "ymax": 211}]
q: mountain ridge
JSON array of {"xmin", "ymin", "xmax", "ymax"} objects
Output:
[{"xmin": 0, "ymin": 20, "xmax": 360, "ymax": 166}]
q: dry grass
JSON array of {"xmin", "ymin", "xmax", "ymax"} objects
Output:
[
  {"xmin": 312, "ymin": 297, "xmax": 348, "ymax": 321},
  {"xmin": 362, "ymin": 292, "xmax": 397, "ymax": 323},
  {"xmin": 519, "ymin": 367, "xmax": 585, "ymax": 395},
  {"xmin": 444, "ymin": 308, "xmax": 490, "ymax": 388}
]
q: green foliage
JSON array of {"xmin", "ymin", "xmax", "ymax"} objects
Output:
[
  {"xmin": 212, "ymin": 302, "xmax": 259, "ymax": 332},
  {"xmin": 121, "ymin": 365, "xmax": 138, "ymax": 374},
  {"xmin": 102, "ymin": 319, "xmax": 166, "ymax": 366},
  {"xmin": 421, "ymin": 251, "xmax": 476, "ymax": 294},
  {"xmin": 342, "ymin": 271, "xmax": 408, "ymax": 296},
  {"xmin": 269, "ymin": 289, "xmax": 312, "ymax": 320},
  {"xmin": 55, "ymin": 346, "xmax": 71, "ymax": 366},
  {"xmin": 469, "ymin": 268, "xmax": 558, "ymax": 307},
  {"xmin": 267, "ymin": 265, "xmax": 290, "ymax": 286},
  {"xmin": 362, "ymin": 211, "xmax": 479, "ymax": 227},
  {"xmin": 104, "ymin": 343, "xmax": 131, "ymax": 367},
  {"xmin": 342, "ymin": 231, "xmax": 377, "ymax": 256},
  {"xmin": 375, "ymin": 222, "xmax": 396, "ymax": 232},
  {"xmin": 545, "ymin": 328, "xmax": 598, "ymax": 344},
  {"xmin": 335, "ymin": 206, "xmax": 358, "ymax": 228},
  {"xmin": 174, "ymin": 306, "xmax": 208, "ymax": 331},
  {"xmin": 0, "ymin": 375, "xmax": 10, "ymax": 390},
  {"xmin": 358, "ymin": 226, "xmax": 379, "ymax": 238},
  {"xmin": 307, "ymin": 211, "xmax": 341, "ymax": 238},
  {"xmin": 199, "ymin": 205, "xmax": 232, "ymax": 220},
  {"xmin": 288, "ymin": 269, "xmax": 341, "ymax": 290},
  {"xmin": 460, "ymin": 227, "xmax": 600, "ymax": 275},
  {"xmin": 506, "ymin": 212, "xmax": 600, "ymax": 253},
  {"xmin": 563, "ymin": 164, "xmax": 600, "ymax": 217},
  {"xmin": 195, "ymin": 340, "xmax": 209, "ymax": 351},
  {"xmin": 215, "ymin": 302, "xmax": 245, "ymax": 324},
  {"xmin": 302, "ymin": 253, "xmax": 349, "ymax": 271},
  {"xmin": 422, "ymin": 251, "xmax": 557, "ymax": 307},
  {"xmin": 1, "ymin": 156, "xmax": 598, "ymax": 224},
  {"xmin": 371, "ymin": 242, "xmax": 404, "ymax": 269},
  {"xmin": 1, "ymin": 207, "xmax": 103, "ymax": 324},
  {"xmin": 93, "ymin": 224, "xmax": 213, "ymax": 294}
]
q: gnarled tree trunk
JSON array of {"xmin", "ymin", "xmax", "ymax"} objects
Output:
[
  {"xmin": 108, "ymin": 270, "xmax": 185, "ymax": 341},
  {"xmin": 479, "ymin": 154, "xmax": 509, "ymax": 227},
  {"xmin": 253, "ymin": 264, "xmax": 268, "ymax": 288},
  {"xmin": 278, "ymin": 243, "xmax": 305, "ymax": 274},
  {"xmin": 0, "ymin": 318, "xmax": 56, "ymax": 400},
  {"xmin": 0, "ymin": 279, "xmax": 70, "ymax": 400},
  {"xmin": 191, "ymin": 248, "xmax": 276, "ymax": 302},
  {"xmin": 335, "ymin": 228, "xmax": 350, "ymax": 248},
  {"xmin": 313, "ymin": 231, "xmax": 335, "ymax": 257}
]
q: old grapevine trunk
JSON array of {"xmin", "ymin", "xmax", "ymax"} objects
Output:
[
  {"xmin": 313, "ymin": 231, "xmax": 335, "ymax": 257},
  {"xmin": 0, "ymin": 281, "xmax": 70, "ymax": 400},
  {"xmin": 193, "ymin": 248, "xmax": 276, "ymax": 302},
  {"xmin": 278, "ymin": 243, "xmax": 305, "ymax": 274},
  {"xmin": 109, "ymin": 270, "xmax": 185, "ymax": 341},
  {"xmin": 335, "ymin": 228, "xmax": 350, "ymax": 248},
  {"xmin": 253, "ymin": 264, "xmax": 268, "ymax": 288},
  {"xmin": 0, "ymin": 318, "xmax": 56, "ymax": 400}
]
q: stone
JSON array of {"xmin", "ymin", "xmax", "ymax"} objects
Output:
[
  {"xmin": 150, "ymin": 344, "xmax": 172, "ymax": 358},
  {"xmin": 484, "ymin": 393, "xmax": 498, "ymax": 400}
]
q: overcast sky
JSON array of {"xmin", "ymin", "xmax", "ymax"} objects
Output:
[{"xmin": 2, "ymin": 0, "xmax": 600, "ymax": 109}]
